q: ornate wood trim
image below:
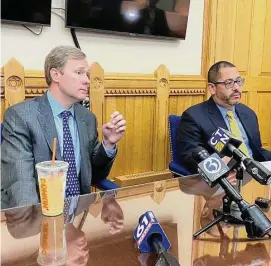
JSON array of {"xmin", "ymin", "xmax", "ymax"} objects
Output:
[
  {"xmin": 1, "ymin": 72, "xmax": 208, "ymax": 98},
  {"xmin": 104, "ymin": 88, "xmax": 156, "ymax": 96},
  {"xmin": 170, "ymin": 88, "xmax": 206, "ymax": 95}
]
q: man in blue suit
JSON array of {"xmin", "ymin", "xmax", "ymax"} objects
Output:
[{"xmin": 177, "ymin": 61, "xmax": 271, "ymax": 197}]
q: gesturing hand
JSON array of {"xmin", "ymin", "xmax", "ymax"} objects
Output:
[{"xmin": 102, "ymin": 111, "xmax": 126, "ymax": 148}]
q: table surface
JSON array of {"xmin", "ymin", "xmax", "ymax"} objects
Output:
[{"xmin": 1, "ymin": 177, "xmax": 270, "ymax": 266}]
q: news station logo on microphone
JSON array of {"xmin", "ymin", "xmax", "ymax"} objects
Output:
[
  {"xmin": 208, "ymin": 127, "xmax": 242, "ymax": 156},
  {"xmin": 208, "ymin": 128, "xmax": 231, "ymax": 153},
  {"xmin": 198, "ymin": 153, "xmax": 230, "ymax": 187},
  {"xmin": 203, "ymin": 157, "xmax": 222, "ymax": 173},
  {"xmin": 133, "ymin": 211, "xmax": 170, "ymax": 253}
]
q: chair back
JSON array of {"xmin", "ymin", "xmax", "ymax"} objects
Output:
[
  {"xmin": 168, "ymin": 115, "xmax": 182, "ymax": 163},
  {"xmin": 168, "ymin": 115, "xmax": 191, "ymax": 176}
]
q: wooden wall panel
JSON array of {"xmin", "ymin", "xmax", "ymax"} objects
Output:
[
  {"xmin": 240, "ymin": 92, "xmax": 248, "ymax": 105},
  {"xmin": 105, "ymin": 96, "xmax": 155, "ymax": 178},
  {"xmin": 215, "ymin": 0, "xmax": 238, "ymax": 62},
  {"xmin": 3, "ymin": 58, "xmax": 25, "ymax": 110},
  {"xmin": 168, "ymin": 95, "xmax": 204, "ymax": 115},
  {"xmin": 248, "ymin": 0, "xmax": 268, "ymax": 76},
  {"xmin": 234, "ymin": 0, "xmax": 253, "ymax": 75},
  {"xmin": 261, "ymin": 0, "xmax": 271, "ymax": 75}
]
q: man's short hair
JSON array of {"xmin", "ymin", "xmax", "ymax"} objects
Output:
[
  {"xmin": 208, "ymin": 61, "xmax": 236, "ymax": 83},
  {"xmin": 44, "ymin": 45, "xmax": 86, "ymax": 86}
]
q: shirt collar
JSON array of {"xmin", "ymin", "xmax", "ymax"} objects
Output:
[
  {"xmin": 47, "ymin": 90, "xmax": 75, "ymax": 118},
  {"xmin": 216, "ymin": 104, "xmax": 235, "ymax": 120}
]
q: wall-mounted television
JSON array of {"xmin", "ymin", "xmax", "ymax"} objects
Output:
[
  {"xmin": 1, "ymin": 0, "xmax": 52, "ymax": 26},
  {"xmin": 66, "ymin": 0, "xmax": 191, "ymax": 39}
]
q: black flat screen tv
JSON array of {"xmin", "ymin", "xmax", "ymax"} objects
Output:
[
  {"xmin": 1, "ymin": 0, "xmax": 52, "ymax": 26},
  {"xmin": 66, "ymin": 0, "xmax": 190, "ymax": 39}
]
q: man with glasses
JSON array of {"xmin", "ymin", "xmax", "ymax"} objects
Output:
[
  {"xmin": 177, "ymin": 61, "xmax": 271, "ymax": 236},
  {"xmin": 177, "ymin": 61, "xmax": 271, "ymax": 195}
]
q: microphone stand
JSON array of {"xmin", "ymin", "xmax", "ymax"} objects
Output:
[
  {"xmin": 151, "ymin": 236, "xmax": 180, "ymax": 266},
  {"xmin": 193, "ymin": 167, "xmax": 248, "ymax": 239},
  {"xmin": 193, "ymin": 148, "xmax": 271, "ymax": 239}
]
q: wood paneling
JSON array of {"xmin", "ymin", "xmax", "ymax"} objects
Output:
[
  {"xmin": 248, "ymin": 0, "xmax": 268, "ymax": 76},
  {"xmin": 215, "ymin": 0, "xmax": 238, "ymax": 63},
  {"xmin": 234, "ymin": 0, "xmax": 253, "ymax": 75},
  {"xmin": 3, "ymin": 58, "xmax": 25, "ymax": 109},
  {"xmin": 105, "ymin": 95, "xmax": 156, "ymax": 177},
  {"xmin": 262, "ymin": 1, "xmax": 271, "ymax": 75}
]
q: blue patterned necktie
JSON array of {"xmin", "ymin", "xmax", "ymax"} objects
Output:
[{"xmin": 61, "ymin": 111, "xmax": 80, "ymax": 197}]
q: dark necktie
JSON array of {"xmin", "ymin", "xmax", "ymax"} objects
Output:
[{"xmin": 61, "ymin": 111, "xmax": 80, "ymax": 197}]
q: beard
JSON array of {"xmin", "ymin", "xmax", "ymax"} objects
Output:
[{"xmin": 216, "ymin": 91, "xmax": 241, "ymax": 106}]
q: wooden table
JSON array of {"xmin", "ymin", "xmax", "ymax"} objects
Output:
[{"xmin": 1, "ymin": 178, "xmax": 270, "ymax": 266}]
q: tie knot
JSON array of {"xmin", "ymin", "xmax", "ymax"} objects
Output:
[
  {"xmin": 227, "ymin": 111, "xmax": 234, "ymax": 119},
  {"xmin": 61, "ymin": 110, "xmax": 72, "ymax": 120}
]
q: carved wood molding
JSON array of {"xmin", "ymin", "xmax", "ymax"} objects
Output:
[
  {"xmin": 105, "ymin": 87, "xmax": 156, "ymax": 96},
  {"xmin": 25, "ymin": 88, "xmax": 47, "ymax": 96},
  {"xmin": 170, "ymin": 88, "xmax": 206, "ymax": 95},
  {"xmin": 2, "ymin": 70, "xmax": 271, "ymax": 98},
  {"xmin": 1, "ymin": 73, "xmax": 208, "ymax": 98}
]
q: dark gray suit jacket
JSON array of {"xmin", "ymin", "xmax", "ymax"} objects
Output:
[{"xmin": 1, "ymin": 93, "xmax": 115, "ymax": 208}]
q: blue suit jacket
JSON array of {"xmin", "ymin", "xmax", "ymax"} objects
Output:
[{"xmin": 177, "ymin": 97, "xmax": 271, "ymax": 174}]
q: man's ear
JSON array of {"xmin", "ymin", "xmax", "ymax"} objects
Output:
[
  {"xmin": 208, "ymin": 83, "xmax": 216, "ymax": 96},
  {"xmin": 50, "ymin": 68, "xmax": 61, "ymax": 83}
]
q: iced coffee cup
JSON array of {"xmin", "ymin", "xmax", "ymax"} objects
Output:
[{"xmin": 36, "ymin": 161, "xmax": 69, "ymax": 216}]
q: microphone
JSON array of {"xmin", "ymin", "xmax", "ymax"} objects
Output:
[
  {"xmin": 209, "ymin": 127, "xmax": 271, "ymax": 185},
  {"xmin": 192, "ymin": 147, "xmax": 231, "ymax": 188},
  {"xmin": 228, "ymin": 143, "xmax": 271, "ymax": 185},
  {"xmin": 192, "ymin": 147, "xmax": 243, "ymax": 199},
  {"xmin": 208, "ymin": 127, "xmax": 242, "ymax": 157},
  {"xmin": 192, "ymin": 147, "xmax": 271, "ymax": 238},
  {"xmin": 133, "ymin": 211, "xmax": 180, "ymax": 266}
]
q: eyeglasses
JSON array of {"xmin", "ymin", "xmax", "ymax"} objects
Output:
[{"xmin": 213, "ymin": 77, "xmax": 245, "ymax": 89}]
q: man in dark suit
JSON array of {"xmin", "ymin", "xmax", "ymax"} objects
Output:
[
  {"xmin": 1, "ymin": 45, "xmax": 126, "ymax": 208},
  {"xmin": 177, "ymin": 61, "xmax": 271, "ymax": 196}
]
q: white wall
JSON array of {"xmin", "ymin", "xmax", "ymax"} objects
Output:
[{"xmin": 1, "ymin": 0, "xmax": 204, "ymax": 74}]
